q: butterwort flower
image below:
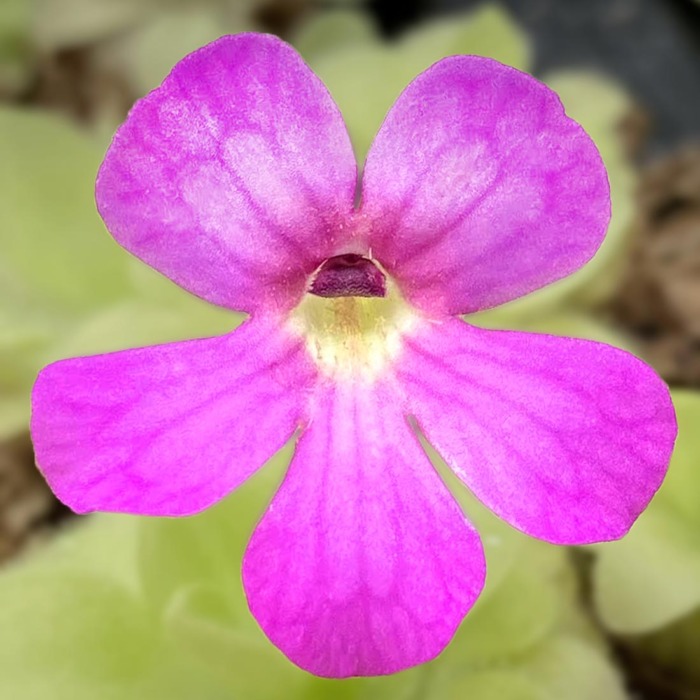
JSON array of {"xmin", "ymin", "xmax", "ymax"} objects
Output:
[{"xmin": 31, "ymin": 33, "xmax": 677, "ymax": 678}]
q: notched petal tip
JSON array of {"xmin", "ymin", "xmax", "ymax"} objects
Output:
[
  {"xmin": 30, "ymin": 319, "xmax": 316, "ymax": 518},
  {"xmin": 242, "ymin": 381, "xmax": 486, "ymax": 677},
  {"xmin": 96, "ymin": 31, "xmax": 357, "ymax": 315},
  {"xmin": 397, "ymin": 318, "xmax": 676, "ymax": 546},
  {"xmin": 362, "ymin": 54, "xmax": 611, "ymax": 316}
]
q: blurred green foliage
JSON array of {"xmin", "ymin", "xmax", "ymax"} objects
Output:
[
  {"xmin": 594, "ymin": 390, "xmax": 700, "ymax": 634},
  {"xmin": 297, "ymin": 6, "xmax": 531, "ymax": 162},
  {"xmin": 0, "ymin": 109, "xmax": 237, "ymax": 437},
  {"xmin": 591, "ymin": 391, "xmax": 700, "ymax": 691},
  {"xmin": 32, "ymin": 0, "xmax": 259, "ymax": 52},
  {"xmin": 0, "ymin": 0, "xmax": 31, "ymax": 96},
  {"xmin": 0, "ymin": 446, "xmax": 627, "ymax": 699}
]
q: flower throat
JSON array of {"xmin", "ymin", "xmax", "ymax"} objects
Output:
[{"xmin": 290, "ymin": 254, "xmax": 416, "ymax": 379}]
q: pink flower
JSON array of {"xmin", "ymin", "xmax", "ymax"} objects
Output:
[{"xmin": 31, "ymin": 34, "xmax": 676, "ymax": 678}]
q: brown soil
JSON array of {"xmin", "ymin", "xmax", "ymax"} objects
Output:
[
  {"xmin": 610, "ymin": 145, "xmax": 700, "ymax": 387},
  {"xmin": 0, "ymin": 432, "xmax": 74, "ymax": 565},
  {"xmin": 606, "ymin": 145, "xmax": 700, "ymax": 700}
]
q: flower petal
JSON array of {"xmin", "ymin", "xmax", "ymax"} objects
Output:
[
  {"xmin": 96, "ymin": 34, "xmax": 357, "ymax": 314},
  {"xmin": 396, "ymin": 318, "xmax": 676, "ymax": 544},
  {"xmin": 361, "ymin": 56, "xmax": 610, "ymax": 315},
  {"xmin": 31, "ymin": 318, "xmax": 315, "ymax": 516},
  {"xmin": 242, "ymin": 380, "xmax": 485, "ymax": 677}
]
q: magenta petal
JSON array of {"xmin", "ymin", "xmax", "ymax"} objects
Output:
[
  {"xmin": 96, "ymin": 34, "xmax": 357, "ymax": 313},
  {"xmin": 396, "ymin": 318, "xmax": 677, "ymax": 545},
  {"xmin": 361, "ymin": 56, "xmax": 610, "ymax": 315},
  {"xmin": 242, "ymin": 380, "xmax": 485, "ymax": 678},
  {"xmin": 30, "ymin": 319, "xmax": 316, "ymax": 516}
]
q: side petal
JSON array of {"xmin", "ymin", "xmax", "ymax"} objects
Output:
[
  {"xmin": 30, "ymin": 318, "xmax": 316, "ymax": 516},
  {"xmin": 396, "ymin": 318, "xmax": 676, "ymax": 545},
  {"xmin": 97, "ymin": 34, "xmax": 357, "ymax": 314},
  {"xmin": 242, "ymin": 380, "xmax": 485, "ymax": 677},
  {"xmin": 361, "ymin": 56, "xmax": 610, "ymax": 315}
]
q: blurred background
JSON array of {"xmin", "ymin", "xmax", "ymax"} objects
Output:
[{"xmin": 1, "ymin": 0, "xmax": 700, "ymax": 698}]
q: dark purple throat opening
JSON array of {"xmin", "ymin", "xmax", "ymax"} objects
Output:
[{"xmin": 309, "ymin": 254, "xmax": 386, "ymax": 298}]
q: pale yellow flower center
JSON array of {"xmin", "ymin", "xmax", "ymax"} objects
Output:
[{"xmin": 288, "ymin": 274, "xmax": 418, "ymax": 381}]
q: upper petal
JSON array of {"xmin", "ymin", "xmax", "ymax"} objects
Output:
[
  {"xmin": 96, "ymin": 34, "xmax": 357, "ymax": 314},
  {"xmin": 242, "ymin": 380, "xmax": 485, "ymax": 677},
  {"xmin": 30, "ymin": 317, "xmax": 316, "ymax": 516},
  {"xmin": 361, "ymin": 56, "xmax": 610, "ymax": 315},
  {"xmin": 395, "ymin": 318, "xmax": 676, "ymax": 545}
]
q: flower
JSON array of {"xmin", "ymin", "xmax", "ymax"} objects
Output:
[{"xmin": 30, "ymin": 33, "xmax": 677, "ymax": 678}]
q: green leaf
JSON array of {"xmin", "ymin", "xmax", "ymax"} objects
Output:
[
  {"xmin": 0, "ymin": 394, "xmax": 28, "ymax": 439},
  {"xmin": 0, "ymin": 309, "xmax": 51, "ymax": 392},
  {"xmin": 164, "ymin": 583, "xmax": 309, "ymax": 698},
  {"xmin": 164, "ymin": 582, "xmax": 424, "ymax": 700},
  {"xmin": 0, "ymin": 108, "xmax": 130, "ymax": 314},
  {"xmin": 126, "ymin": 257, "xmax": 245, "ymax": 328},
  {"xmin": 421, "ymin": 433, "xmax": 600, "ymax": 688},
  {"xmin": 0, "ymin": 0, "xmax": 32, "ymax": 95},
  {"xmin": 444, "ymin": 671, "xmax": 542, "ymax": 700},
  {"xmin": 137, "ymin": 444, "xmax": 293, "ymax": 614},
  {"xmin": 424, "ymin": 435, "xmax": 577, "ymax": 611},
  {"xmin": 293, "ymin": 9, "xmax": 378, "ymax": 61},
  {"xmin": 401, "ymin": 4, "xmax": 530, "ymax": 72},
  {"xmin": 446, "ymin": 552, "xmax": 563, "ymax": 665},
  {"xmin": 420, "ymin": 437, "xmax": 523, "ymax": 595},
  {"xmin": 6, "ymin": 515, "xmax": 140, "ymax": 589},
  {"xmin": 0, "ymin": 570, "xmax": 157, "ymax": 680},
  {"xmin": 440, "ymin": 636, "xmax": 626, "ymax": 700},
  {"xmin": 126, "ymin": 257, "xmax": 198, "ymax": 306},
  {"xmin": 303, "ymin": 673, "xmax": 423, "ymax": 700},
  {"xmin": 310, "ymin": 44, "xmax": 401, "ymax": 162},
  {"xmin": 309, "ymin": 5, "xmax": 531, "ymax": 162},
  {"xmin": 0, "ymin": 109, "xmax": 143, "ymax": 430},
  {"xmin": 0, "ymin": 512, "xmax": 239, "ymax": 699},
  {"xmin": 594, "ymin": 504, "xmax": 700, "ymax": 633},
  {"xmin": 593, "ymin": 389, "xmax": 700, "ymax": 632},
  {"xmin": 0, "ymin": 569, "xmax": 234, "ymax": 699},
  {"xmin": 105, "ymin": 8, "xmax": 252, "ymax": 97},
  {"xmin": 653, "ymin": 390, "xmax": 700, "ymax": 527},
  {"xmin": 33, "ymin": 0, "xmax": 146, "ymax": 49},
  {"xmin": 43, "ymin": 297, "xmax": 238, "ymax": 365},
  {"xmin": 438, "ymin": 468, "xmax": 580, "ymax": 668},
  {"xmin": 471, "ymin": 307, "xmax": 635, "ymax": 350},
  {"xmin": 521, "ymin": 637, "xmax": 627, "ymax": 700}
]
